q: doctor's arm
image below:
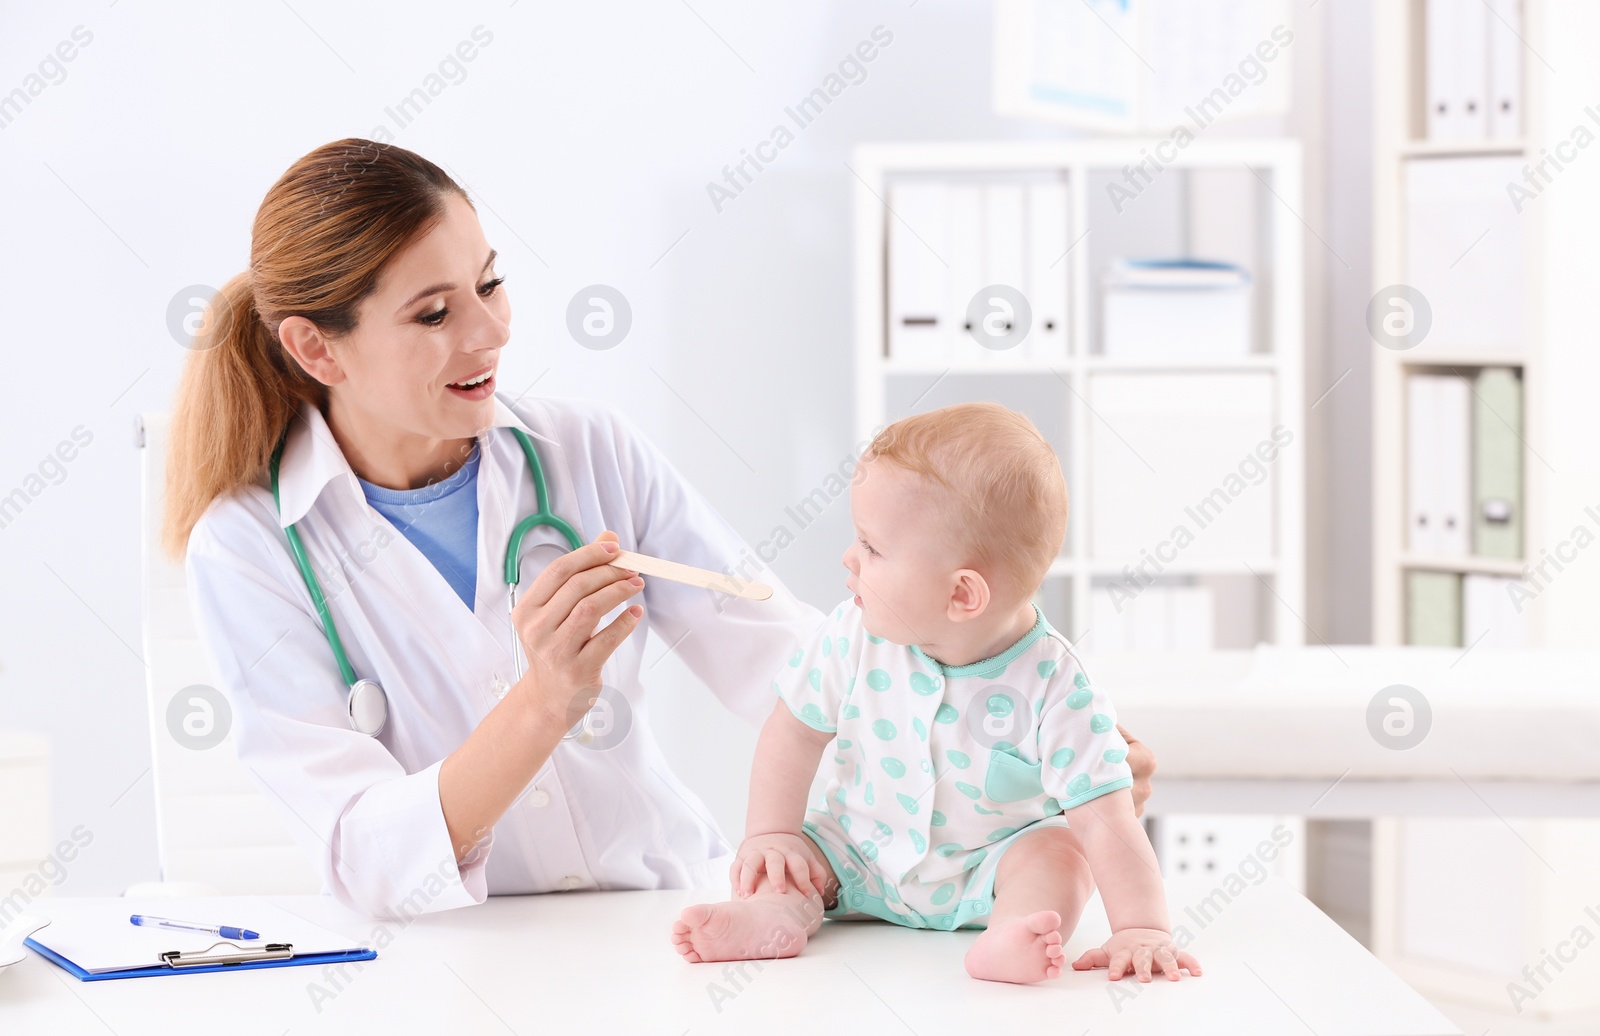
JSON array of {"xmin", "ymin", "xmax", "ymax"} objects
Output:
[
  {"xmin": 438, "ymin": 533, "xmax": 643, "ymax": 861},
  {"xmin": 186, "ymin": 506, "xmax": 640, "ymax": 917},
  {"xmin": 1120, "ymin": 723, "xmax": 1157, "ymax": 818}
]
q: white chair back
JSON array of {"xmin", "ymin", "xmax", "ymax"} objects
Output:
[{"xmin": 138, "ymin": 412, "xmax": 320, "ymax": 894}]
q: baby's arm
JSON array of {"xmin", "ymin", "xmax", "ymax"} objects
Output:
[
  {"xmin": 731, "ymin": 699, "xmax": 834, "ymax": 898},
  {"xmin": 1066, "ymin": 789, "xmax": 1200, "ymax": 981},
  {"xmin": 1066, "ymin": 788, "xmax": 1167, "ymax": 929}
]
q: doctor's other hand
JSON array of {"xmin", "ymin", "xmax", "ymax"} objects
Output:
[
  {"xmin": 510, "ymin": 530, "xmax": 644, "ymax": 731},
  {"xmin": 1119, "ymin": 724, "xmax": 1156, "ymax": 818}
]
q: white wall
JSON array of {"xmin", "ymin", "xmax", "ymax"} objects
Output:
[{"xmin": 0, "ymin": 0, "xmax": 1372, "ymax": 894}]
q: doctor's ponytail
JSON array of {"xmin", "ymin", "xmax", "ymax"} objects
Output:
[
  {"xmin": 161, "ymin": 270, "xmax": 324, "ymax": 559},
  {"xmin": 162, "ymin": 138, "xmax": 468, "ymax": 559}
]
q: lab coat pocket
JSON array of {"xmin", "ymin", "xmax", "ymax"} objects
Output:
[{"xmin": 983, "ymin": 749, "xmax": 1046, "ymax": 803}]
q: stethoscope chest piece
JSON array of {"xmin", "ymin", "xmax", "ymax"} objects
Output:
[
  {"xmin": 347, "ymin": 679, "xmax": 389, "ymax": 737},
  {"xmin": 272, "ymin": 424, "xmax": 576, "ymax": 742}
]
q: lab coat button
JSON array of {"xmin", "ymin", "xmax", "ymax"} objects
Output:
[
  {"xmin": 491, "ymin": 675, "xmax": 511, "ymax": 700},
  {"xmin": 558, "ymin": 875, "xmax": 583, "ymax": 891},
  {"xmin": 526, "ymin": 788, "xmax": 550, "ymax": 808}
]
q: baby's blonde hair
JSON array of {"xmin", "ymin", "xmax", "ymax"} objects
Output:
[{"xmin": 863, "ymin": 402, "xmax": 1067, "ymax": 607}]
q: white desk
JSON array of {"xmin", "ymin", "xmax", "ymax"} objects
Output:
[{"xmin": 1, "ymin": 879, "xmax": 1458, "ymax": 1035}]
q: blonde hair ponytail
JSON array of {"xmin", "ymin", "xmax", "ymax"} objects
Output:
[
  {"xmin": 160, "ymin": 138, "xmax": 469, "ymax": 559},
  {"xmin": 161, "ymin": 271, "xmax": 324, "ymax": 558}
]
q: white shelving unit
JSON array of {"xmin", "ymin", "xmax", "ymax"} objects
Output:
[
  {"xmin": 852, "ymin": 140, "xmax": 1306, "ymax": 652},
  {"xmin": 1370, "ymin": 7, "xmax": 1541, "ymax": 647},
  {"xmin": 1370, "ymin": 0, "xmax": 1600, "ymax": 1017}
]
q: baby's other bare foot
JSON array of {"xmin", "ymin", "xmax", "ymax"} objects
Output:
[
  {"xmin": 964, "ymin": 910, "xmax": 1065, "ymax": 984},
  {"xmin": 671, "ymin": 893, "xmax": 820, "ymax": 964}
]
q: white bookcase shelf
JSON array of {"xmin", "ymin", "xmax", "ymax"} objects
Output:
[
  {"xmin": 1370, "ymin": 0, "xmax": 1600, "ymax": 1017},
  {"xmin": 1395, "ymin": 139, "xmax": 1527, "ymax": 158},
  {"xmin": 1372, "ymin": 2, "xmax": 1543, "ymax": 649},
  {"xmin": 852, "ymin": 139, "xmax": 1305, "ymax": 651}
]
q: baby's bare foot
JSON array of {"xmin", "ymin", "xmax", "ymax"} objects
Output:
[
  {"xmin": 964, "ymin": 910, "xmax": 1065, "ymax": 984},
  {"xmin": 671, "ymin": 893, "xmax": 820, "ymax": 963}
]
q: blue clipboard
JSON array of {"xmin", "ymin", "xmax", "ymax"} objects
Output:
[{"xmin": 26, "ymin": 936, "xmax": 376, "ymax": 982}]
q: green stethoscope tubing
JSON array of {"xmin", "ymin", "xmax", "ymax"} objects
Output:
[
  {"xmin": 268, "ymin": 426, "xmax": 586, "ymax": 736},
  {"xmin": 503, "ymin": 427, "xmax": 584, "ymax": 583}
]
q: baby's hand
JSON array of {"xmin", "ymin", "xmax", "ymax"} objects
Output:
[
  {"xmin": 729, "ymin": 832, "xmax": 820, "ymax": 899},
  {"xmin": 1072, "ymin": 927, "xmax": 1201, "ymax": 983}
]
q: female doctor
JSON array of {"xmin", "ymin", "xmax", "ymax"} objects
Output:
[{"xmin": 163, "ymin": 139, "xmax": 1157, "ymax": 919}]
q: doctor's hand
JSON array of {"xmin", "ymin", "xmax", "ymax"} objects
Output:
[
  {"xmin": 511, "ymin": 530, "xmax": 644, "ymax": 730},
  {"xmin": 1119, "ymin": 724, "xmax": 1156, "ymax": 818}
]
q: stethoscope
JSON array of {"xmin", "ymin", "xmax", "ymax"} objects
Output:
[{"xmin": 269, "ymin": 426, "xmax": 594, "ymax": 740}]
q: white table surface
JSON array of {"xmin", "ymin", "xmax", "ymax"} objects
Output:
[{"xmin": 0, "ymin": 878, "xmax": 1459, "ymax": 1036}]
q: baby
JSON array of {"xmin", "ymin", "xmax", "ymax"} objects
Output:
[{"xmin": 671, "ymin": 402, "xmax": 1201, "ymax": 985}]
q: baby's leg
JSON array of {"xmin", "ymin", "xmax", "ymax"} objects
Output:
[
  {"xmin": 671, "ymin": 834, "xmax": 840, "ymax": 963},
  {"xmin": 965, "ymin": 825, "xmax": 1095, "ymax": 984}
]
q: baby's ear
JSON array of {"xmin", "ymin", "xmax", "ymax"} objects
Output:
[{"xmin": 946, "ymin": 569, "xmax": 991, "ymax": 622}]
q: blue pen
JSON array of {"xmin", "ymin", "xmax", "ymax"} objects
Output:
[{"xmin": 130, "ymin": 914, "xmax": 261, "ymax": 941}]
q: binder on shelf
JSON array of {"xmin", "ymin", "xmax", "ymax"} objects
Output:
[
  {"xmin": 1434, "ymin": 377, "xmax": 1472, "ymax": 556},
  {"xmin": 975, "ymin": 182, "xmax": 1027, "ymax": 360},
  {"xmin": 1424, "ymin": 0, "xmax": 1458, "ymax": 140},
  {"xmin": 24, "ymin": 898, "xmax": 375, "ymax": 982},
  {"xmin": 982, "ymin": 184, "xmax": 1026, "ymax": 300},
  {"xmin": 1486, "ymin": 0, "xmax": 1523, "ymax": 140},
  {"xmin": 1025, "ymin": 180, "xmax": 1071, "ymax": 363},
  {"xmin": 945, "ymin": 183, "xmax": 985, "ymax": 359},
  {"xmin": 1403, "ymin": 156, "xmax": 1524, "ymax": 353},
  {"xmin": 1406, "ymin": 374, "xmax": 1471, "ymax": 557},
  {"xmin": 1425, "ymin": 0, "xmax": 1488, "ymax": 141},
  {"xmin": 1101, "ymin": 259, "xmax": 1252, "ymax": 359},
  {"xmin": 887, "ymin": 174, "xmax": 1075, "ymax": 366},
  {"xmin": 1406, "ymin": 375, "xmax": 1436, "ymax": 555},
  {"xmin": 1472, "ymin": 367, "xmax": 1523, "ymax": 559},
  {"xmin": 887, "ymin": 180, "xmax": 950, "ymax": 366},
  {"xmin": 1463, "ymin": 573, "xmax": 1529, "ymax": 649},
  {"xmin": 1406, "ymin": 570, "xmax": 1463, "ymax": 647},
  {"xmin": 1090, "ymin": 584, "xmax": 1215, "ymax": 652}
]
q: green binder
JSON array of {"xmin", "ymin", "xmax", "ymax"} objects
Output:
[
  {"xmin": 1472, "ymin": 367, "xmax": 1523, "ymax": 559},
  {"xmin": 1407, "ymin": 570, "xmax": 1462, "ymax": 647}
]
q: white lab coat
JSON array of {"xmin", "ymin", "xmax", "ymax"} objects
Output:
[{"xmin": 185, "ymin": 392, "xmax": 821, "ymax": 918}]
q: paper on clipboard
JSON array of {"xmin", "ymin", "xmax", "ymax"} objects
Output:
[{"xmin": 26, "ymin": 897, "xmax": 367, "ymax": 976}]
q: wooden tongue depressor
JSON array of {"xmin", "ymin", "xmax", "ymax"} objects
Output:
[{"xmin": 609, "ymin": 549, "xmax": 773, "ymax": 601}]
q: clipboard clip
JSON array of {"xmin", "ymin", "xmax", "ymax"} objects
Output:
[{"xmin": 161, "ymin": 941, "xmax": 295, "ymax": 968}]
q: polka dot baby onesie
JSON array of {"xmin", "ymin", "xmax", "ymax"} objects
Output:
[{"xmin": 773, "ymin": 597, "xmax": 1133, "ymax": 930}]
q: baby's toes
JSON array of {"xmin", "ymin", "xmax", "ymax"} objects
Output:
[
  {"xmin": 677, "ymin": 904, "xmax": 714, "ymax": 929},
  {"xmin": 1023, "ymin": 910, "xmax": 1062, "ymax": 936}
]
